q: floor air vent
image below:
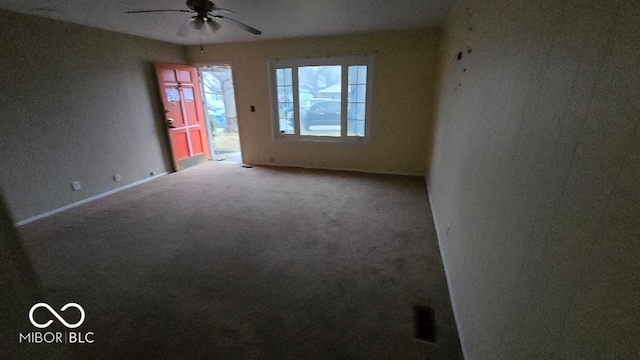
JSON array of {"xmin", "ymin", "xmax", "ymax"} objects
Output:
[{"xmin": 414, "ymin": 306, "xmax": 437, "ymax": 343}]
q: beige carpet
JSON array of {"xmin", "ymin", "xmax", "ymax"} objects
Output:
[{"xmin": 9, "ymin": 162, "xmax": 462, "ymax": 359}]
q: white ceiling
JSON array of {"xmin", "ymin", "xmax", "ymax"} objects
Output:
[{"xmin": 0, "ymin": 0, "xmax": 453, "ymax": 45}]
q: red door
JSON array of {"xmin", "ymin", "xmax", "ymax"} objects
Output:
[{"xmin": 155, "ymin": 63, "xmax": 210, "ymax": 171}]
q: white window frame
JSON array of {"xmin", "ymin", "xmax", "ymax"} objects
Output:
[{"xmin": 268, "ymin": 55, "xmax": 374, "ymax": 143}]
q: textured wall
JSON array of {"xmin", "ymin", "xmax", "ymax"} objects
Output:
[
  {"xmin": 187, "ymin": 30, "xmax": 442, "ymax": 175},
  {"xmin": 429, "ymin": 0, "xmax": 639, "ymax": 358},
  {"xmin": 0, "ymin": 10, "xmax": 187, "ymax": 222}
]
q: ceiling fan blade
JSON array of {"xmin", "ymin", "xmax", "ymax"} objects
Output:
[
  {"xmin": 214, "ymin": 16, "xmax": 262, "ymax": 35},
  {"xmin": 210, "ymin": 8, "xmax": 234, "ymax": 14},
  {"xmin": 126, "ymin": 9, "xmax": 193, "ymax": 14},
  {"xmin": 177, "ymin": 17, "xmax": 196, "ymax": 37}
]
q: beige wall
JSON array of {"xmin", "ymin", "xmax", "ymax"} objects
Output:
[
  {"xmin": 429, "ymin": 0, "xmax": 640, "ymax": 358},
  {"xmin": 0, "ymin": 10, "xmax": 187, "ymax": 222},
  {"xmin": 187, "ymin": 30, "xmax": 441, "ymax": 175}
]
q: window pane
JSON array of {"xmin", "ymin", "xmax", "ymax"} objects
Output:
[
  {"xmin": 299, "ymin": 65, "xmax": 341, "ymax": 137},
  {"xmin": 348, "ymin": 65, "xmax": 367, "ymax": 84},
  {"xmin": 357, "ymin": 103, "xmax": 366, "ymax": 120},
  {"xmin": 347, "ymin": 103, "xmax": 365, "ymax": 137},
  {"xmin": 350, "ymin": 85, "xmax": 367, "ymax": 102},
  {"xmin": 276, "ymin": 68, "xmax": 294, "ymax": 134},
  {"xmin": 347, "ymin": 65, "xmax": 367, "ymax": 137},
  {"xmin": 276, "ymin": 68, "xmax": 292, "ymax": 86}
]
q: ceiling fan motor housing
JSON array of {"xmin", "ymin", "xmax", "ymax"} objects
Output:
[{"xmin": 186, "ymin": 0, "xmax": 216, "ymax": 16}]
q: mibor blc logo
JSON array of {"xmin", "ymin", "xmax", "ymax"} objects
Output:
[{"xmin": 20, "ymin": 303, "xmax": 94, "ymax": 344}]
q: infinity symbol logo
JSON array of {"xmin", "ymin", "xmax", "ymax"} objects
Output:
[{"xmin": 29, "ymin": 303, "xmax": 85, "ymax": 329}]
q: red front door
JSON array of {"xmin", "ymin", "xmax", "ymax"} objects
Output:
[{"xmin": 155, "ymin": 63, "xmax": 210, "ymax": 171}]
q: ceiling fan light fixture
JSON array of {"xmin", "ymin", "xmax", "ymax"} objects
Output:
[
  {"xmin": 193, "ymin": 17, "xmax": 205, "ymax": 30},
  {"xmin": 207, "ymin": 18, "xmax": 221, "ymax": 33}
]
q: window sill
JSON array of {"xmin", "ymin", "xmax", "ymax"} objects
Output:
[{"xmin": 274, "ymin": 134, "xmax": 370, "ymax": 145}]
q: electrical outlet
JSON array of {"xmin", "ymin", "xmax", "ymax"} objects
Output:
[
  {"xmin": 270, "ymin": 157, "xmax": 274, "ymax": 163},
  {"xmin": 71, "ymin": 181, "xmax": 81, "ymax": 191},
  {"xmin": 114, "ymin": 173, "xmax": 121, "ymax": 182}
]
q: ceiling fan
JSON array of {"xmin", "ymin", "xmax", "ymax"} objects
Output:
[{"xmin": 126, "ymin": 0, "xmax": 261, "ymax": 37}]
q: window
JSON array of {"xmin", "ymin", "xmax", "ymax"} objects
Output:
[{"xmin": 269, "ymin": 55, "xmax": 373, "ymax": 142}]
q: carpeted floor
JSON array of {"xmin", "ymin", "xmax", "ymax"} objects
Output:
[{"xmin": 13, "ymin": 162, "xmax": 462, "ymax": 359}]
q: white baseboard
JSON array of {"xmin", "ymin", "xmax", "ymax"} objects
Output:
[{"xmin": 15, "ymin": 172, "xmax": 169, "ymax": 227}]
